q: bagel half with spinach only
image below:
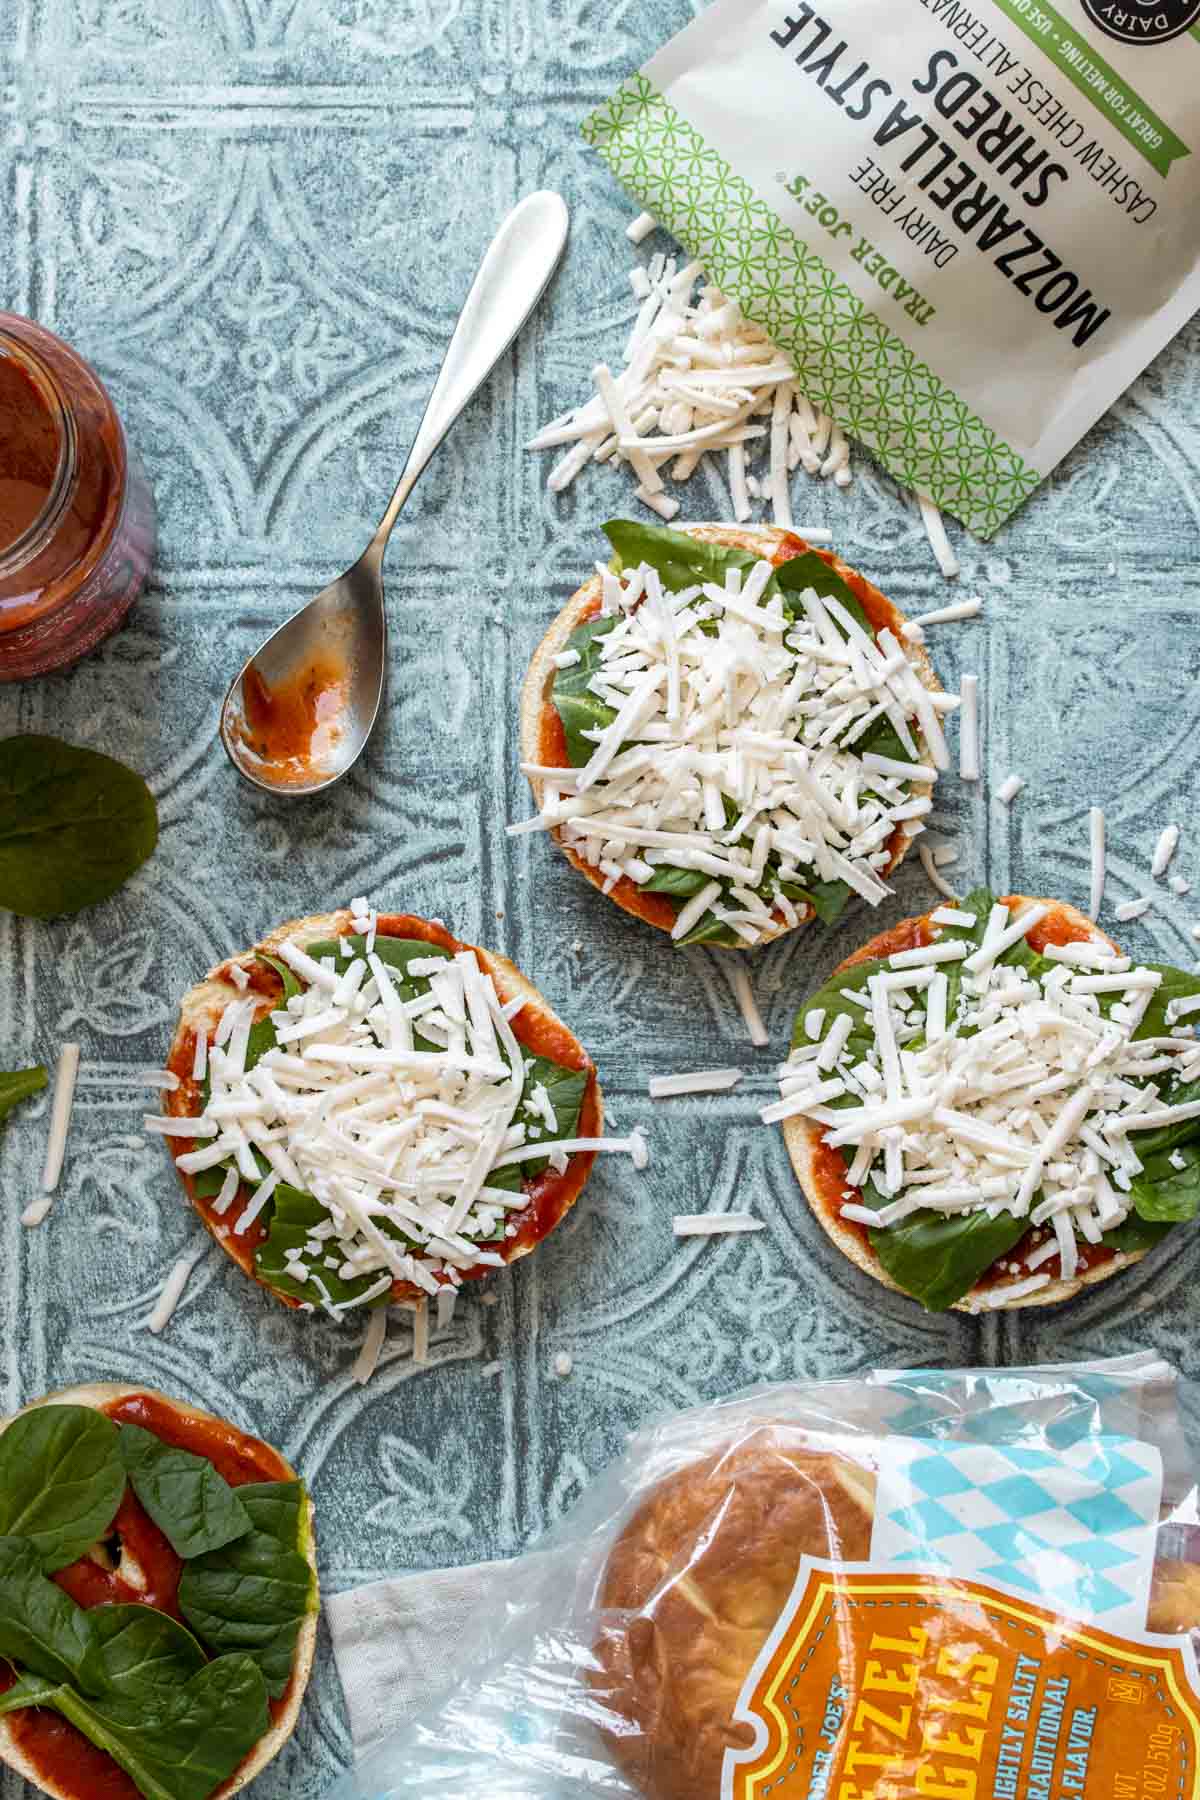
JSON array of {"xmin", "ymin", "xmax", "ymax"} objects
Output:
[
  {"xmin": 164, "ymin": 909, "xmax": 602, "ymax": 1315},
  {"xmin": 776, "ymin": 889, "xmax": 1200, "ymax": 1312},
  {"xmin": 0, "ymin": 1383, "xmax": 317, "ymax": 1800},
  {"xmin": 519, "ymin": 521, "xmax": 945, "ymax": 949}
]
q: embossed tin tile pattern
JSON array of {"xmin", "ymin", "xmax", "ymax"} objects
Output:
[{"xmin": 1, "ymin": 0, "xmax": 1198, "ymax": 1793}]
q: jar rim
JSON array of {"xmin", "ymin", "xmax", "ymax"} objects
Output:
[{"xmin": 0, "ymin": 328, "xmax": 78, "ymax": 578}]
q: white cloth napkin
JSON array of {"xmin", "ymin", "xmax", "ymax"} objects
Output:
[{"xmin": 327, "ymin": 1557, "xmax": 516, "ymax": 1754}]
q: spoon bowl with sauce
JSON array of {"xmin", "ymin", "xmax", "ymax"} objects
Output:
[{"xmin": 220, "ymin": 189, "xmax": 569, "ymax": 797}]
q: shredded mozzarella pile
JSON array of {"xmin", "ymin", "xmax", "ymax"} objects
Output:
[
  {"xmin": 512, "ymin": 557, "xmax": 949, "ymax": 945},
  {"xmin": 767, "ymin": 899, "xmax": 1200, "ymax": 1277},
  {"xmin": 527, "ymin": 254, "xmax": 851, "ymax": 528},
  {"xmin": 172, "ymin": 928, "xmax": 625, "ymax": 1317}
]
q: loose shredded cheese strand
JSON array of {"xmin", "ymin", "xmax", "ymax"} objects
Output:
[
  {"xmin": 998, "ymin": 775, "xmax": 1024, "ymax": 805},
  {"xmin": 1089, "ymin": 807, "xmax": 1106, "ymax": 920},
  {"xmin": 673, "ymin": 1212, "xmax": 765, "ymax": 1236},
  {"xmin": 958, "ymin": 675, "xmax": 980, "ymax": 782},
  {"xmin": 41, "ymin": 1043, "xmax": 80, "ymax": 1196},
  {"xmin": 917, "ymin": 494, "xmax": 961, "ymax": 581},
  {"xmin": 649, "ymin": 1069, "xmax": 743, "ymax": 1098},
  {"xmin": 1152, "ymin": 825, "xmax": 1180, "ymax": 879},
  {"xmin": 919, "ymin": 843, "xmax": 957, "ymax": 901},
  {"xmin": 148, "ymin": 1253, "xmax": 202, "ymax": 1335},
  {"xmin": 731, "ymin": 964, "xmax": 769, "ymax": 1047},
  {"xmin": 352, "ymin": 1307, "xmax": 388, "ymax": 1384}
]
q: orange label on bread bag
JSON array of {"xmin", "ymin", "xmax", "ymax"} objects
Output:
[{"xmin": 725, "ymin": 1563, "xmax": 1200, "ymax": 1800}]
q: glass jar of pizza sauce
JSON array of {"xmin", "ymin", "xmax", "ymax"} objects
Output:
[{"xmin": 0, "ymin": 314, "xmax": 155, "ymax": 680}]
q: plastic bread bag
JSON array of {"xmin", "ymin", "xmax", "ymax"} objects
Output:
[
  {"xmin": 580, "ymin": 0, "xmax": 1200, "ymax": 537},
  {"xmin": 325, "ymin": 1351, "xmax": 1200, "ymax": 1799}
]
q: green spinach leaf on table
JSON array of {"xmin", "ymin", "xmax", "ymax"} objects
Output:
[
  {"xmin": 0, "ymin": 1404, "xmax": 125, "ymax": 1572},
  {"xmin": 119, "ymin": 1423, "xmax": 252, "ymax": 1560},
  {"xmin": 0, "ymin": 735, "xmax": 158, "ymax": 919},
  {"xmin": 178, "ymin": 1481, "xmax": 315, "ymax": 1700},
  {"xmin": 0, "ymin": 1065, "xmax": 47, "ymax": 1136}
]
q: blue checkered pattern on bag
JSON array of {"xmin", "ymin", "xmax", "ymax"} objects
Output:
[{"xmin": 871, "ymin": 1433, "xmax": 1162, "ymax": 1633}]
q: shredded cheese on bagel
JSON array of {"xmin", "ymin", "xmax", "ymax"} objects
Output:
[
  {"xmin": 768, "ymin": 896, "xmax": 1200, "ymax": 1270},
  {"xmin": 174, "ymin": 918, "xmax": 627, "ymax": 1316},
  {"xmin": 514, "ymin": 555, "xmax": 945, "ymax": 946}
]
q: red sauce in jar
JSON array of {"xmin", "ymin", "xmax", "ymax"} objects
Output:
[
  {"xmin": 0, "ymin": 315, "xmax": 154, "ymax": 680},
  {"xmin": 239, "ymin": 650, "xmax": 350, "ymax": 786},
  {"xmin": 0, "ymin": 1393, "xmax": 299, "ymax": 1799},
  {"xmin": 0, "ymin": 352, "xmax": 61, "ymax": 552}
]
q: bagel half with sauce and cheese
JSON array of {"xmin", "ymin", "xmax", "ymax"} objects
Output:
[
  {"xmin": 518, "ymin": 520, "xmax": 947, "ymax": 949},
  {"xmin": 162, "ymin": 907, "xmax": 606, "ymax": 1317},
  {"xmin": 0, "ymin": 1383, "xmax": 317, "ymax": 1800},
  {"xmin": 769, "ymin": 886, "xmax": 1200, "ymax": 1312},
  {"xmin": 592, "ymin": 1427, "xmax": 1200, "ymax": 1800}
]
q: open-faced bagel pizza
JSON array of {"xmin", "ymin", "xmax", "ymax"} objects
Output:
[
  {"xmin": 0, "ymin": 1384, "xmax": 317, "ymax": 1800},
  {"xmin": 767, "ymin": 887, "xmax": 1200, "ymax": 1311},
  {"xmin": 517, "ymin": 520, "xmax": 949, "ymax": 949},
  {"xmin": 161, "ymin": 906, "xmax": 608, "ymax": 1317}
]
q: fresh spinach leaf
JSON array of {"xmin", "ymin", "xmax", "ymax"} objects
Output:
[
  {"xmin": 1131, "ymin": 966, "xmax": 1200, "ymax": 1042},
  {"xmin": 0, "ymin": 1535, "xmax": 99, "ymax": 1688},
  {"xmin": 0, "ymin": 1672, "xmax": 59, "ymax": 1715},
  {"xmin": 87, "ymin": 1604, "xmax": 208, "ymax": 1700},
  {"xmin": 0, "ymin": 1404, "xmax": 125, "ymax": 1571},
  {"xmin": 550, "ymin": 615, "xmax": 620, "ymax": 768},
  {"xmin": 782, "ymin": 879, "xmax": 853, "ymax": 927},
  {"xmin": 677, "ymin": 912, "xmax": 742, "ymax": 948},
  {"xmin": 1103, "ymin": 1215, "xmax": 1176, "ymax": 1253},
  {"xmin": 1129, "ymin": 1143, "xmax": 1200, "ymax": 1223},
  {"xmin": 0, "ymin": 735, "xmax": 158, "ymax": 919},
  {"xmin": 790, "ymin": 954, "xmax": 883, "ymax": 1054},
  {"xmin": 603, "ymin": 519, "xmax": 758, "ymax": 592},
  {"xmin": 870, "ymin": 1206, "xmax": 1029, "ymax": 1313},
  {"xmin": 33, "ymin": 1653, "xmax": 269, "ymax": 1800},
  {"xmin": 255, "ymin": 951, "xmax": 301, "ymax": 1002},
  {"xmin": 516, "ymin": 1056, "xmax": 588, "ymax": 1176},
  {"xmin": 255, "ymin": 1183, "xmax": 385, "ymax": 1310},
  {"xmin": 178, "ymin": 1481, "xmax": 314, "ymax": 1700},
  {"xmin": 1125, "ymin": 1079, "xmax": 1200, "ymax": 1157},
  {"xmin": 642, "ymin": 864, "xmax": 711, "ymax": 899},
  {"xmin": 119, "ymin": 1424, "xmax": 252, "ymax": 1560},
  {"xmin": 0, "ymin": 1065, "xmax": 47, "ymax": 1135}
]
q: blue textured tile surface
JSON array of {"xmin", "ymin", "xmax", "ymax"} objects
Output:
[{"xmin": 1, "ymin": 1, "xmax": 1199, "ymax": 1794}]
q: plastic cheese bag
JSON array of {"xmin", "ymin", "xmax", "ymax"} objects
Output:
[
  {"xmin": 581, "ymin": 0, "xmax": 1200, "ymax": 537},
  {"xmin": 326, "ymin": 1354, "xmax": 1200, "ymax": 1799}
]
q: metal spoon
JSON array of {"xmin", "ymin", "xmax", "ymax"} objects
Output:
[{"xmin": 220, "ymin": 189, "xmax": 569, "ymax": 796}]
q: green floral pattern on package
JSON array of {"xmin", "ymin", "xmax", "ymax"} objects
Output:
[{"xmin": 583, "ymin": 77, "xmax": 1042, "ymax": 539}]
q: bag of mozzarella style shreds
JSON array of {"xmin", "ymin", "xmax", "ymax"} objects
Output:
[
  {"xmin": 582, "ymin": 0, "xmax": 1200, "ymax": 537},
  {"xmin": 325, "ymin": 1354, "xmax": 1200, "ymax": 1800}
]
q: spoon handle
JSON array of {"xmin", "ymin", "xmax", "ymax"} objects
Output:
[{"xmin": 369, "ymin": 190, "xmax": 569, "ymax": 555}]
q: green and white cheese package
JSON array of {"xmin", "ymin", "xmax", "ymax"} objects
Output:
[{"xmin": 583, "ymin": 0, "xmax": 1200, "ymax": 536}]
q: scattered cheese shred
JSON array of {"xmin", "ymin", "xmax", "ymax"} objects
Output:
[
  {"xmin": 998, "ymin": 775, "xmax": 1025, "ymax": 806},
  {"xmin": 40, "ymin": 1043, "xmax": 80, "ymax": 1198},
  {"xmin": 1115, "ymin": 897, "xmax": 1152, "ymax": 922},
  {"xmin": 902, "ymin": 597, "xmax": 982, "ymax": 637},
  {"xmin": 412, "ymin": 1300, "xmax": 429, "ymax": 1365},
  {"xmin": 648, "ymin": 1069, "xmax": 743, "ymax": 1098},
  {"xmin": 917, "ymin": 495, "xmax": 961, "ymax": 581},
  {"xmin": 1089, "ymin": 807, "xmax": 1106, "ymax": 921},
  {"xmin": 1152, "ymin": 825, "xmax": 1181, "ymax": 879},
  {"xmin": 352, "ymin": 1307, "xmax": 388, "ymax": 1384},
  {"xmin": 148, "ymin": 1253, "xmax": 202, "ymax": 1335},
  {"xmin": 919, "ymin": 843, "xmax": 957, "ymax": 901},
  {"xmin": 958, "ymin": 675, "xmax": 980, "ymax": 782},
  {"xmin": 673, "ymin": 1212, "xmax": 765, "ymax": 1236},
  {"xmin": 626, "ymin": 210, "xmax": 656, "ymax": 244},
  {"xmin": 731, "ymin": 964, "xmax": 769, "ymax": 1048}
]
